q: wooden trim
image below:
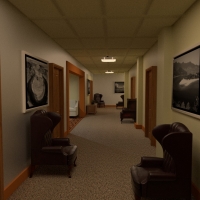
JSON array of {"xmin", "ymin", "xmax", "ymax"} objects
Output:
[
  {"xmin": 48, "ymin": 63, "xmax": 64, "ymax": 137},
  {"xmin": 142, "ymin": 125, "xmax": 145, "ymax": 132},
  {"xmin": 192, "ymin": 182, "xmax": 200, "ymax": 200},
  {"xmin": 66, "ymin": 62, "xmax": 85, "ymax": 136},
  {"xmin": 134, "ymin": 123, "xmax": 142, "ymax": 129},
  {"xmin": 0, "ymin": 57, "xmax": 3, "ymax": 200},
  {"xmin": 145, "ymin": 66, "xmax": 157, "ymax": 146},
  {"xmin": 90, "ymin": 80, "xmax": 93, "ymax": 104},
  {"xmin": 4, "ymin": 166, "xmax": 31, "ymax": 200}
]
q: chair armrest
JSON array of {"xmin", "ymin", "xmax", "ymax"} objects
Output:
[
  {"xmin": 147, "ymin": 172, "xmax": 176, "ymax": 182},
  {"xmin": 137, "ymin": 156, "xmax": 164, "ymax": 168},
  {"xmin": 52, "ymin": 138, "xmax": 71, "ymax": 146},
  {"xmin": 42, "ymin": 146, "xmax": 63, "ymax": 153}
]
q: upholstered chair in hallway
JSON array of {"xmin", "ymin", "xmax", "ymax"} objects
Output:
[
  {"xmin": 30, "ymin": 110, "xmax": 77, "ymax": 178},
  {"xmin": 94, "ymin": 93, "xmax": 105, "ymax": 107},
  {"xmin": 130, "ymin": 122, "xmax": 192, "ymax": 200}
]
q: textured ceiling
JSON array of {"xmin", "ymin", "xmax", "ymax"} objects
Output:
[{"xmin": 8, "ymin": 0, "xmax": 196, "ymax": 74}]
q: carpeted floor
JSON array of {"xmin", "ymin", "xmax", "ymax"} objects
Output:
[
  {"xmin": 8, "ymin": 108, "xmax": 156, "ymax": 200},
  {"xmin": 69, "ymin": 117, "xmax": 83, "ymax": 132}
]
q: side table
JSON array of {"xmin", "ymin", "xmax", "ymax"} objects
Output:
[{"xmin": 86, "ymin": 104, "xmax": 97, "ymax": 114}]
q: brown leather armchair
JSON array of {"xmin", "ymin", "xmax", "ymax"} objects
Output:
[
  {"xmin": 120, "ymin": 98, "xmax": 136, "ymax": 123},
  {"xmin": 116, "ymin": 94, "xmax": 124, "ymax": 108},
  {"xmin": 94, "ymin": 93, "xmax": 105, "ymax": 107},
  {"xmin": 30, "ymin": 110, "xmax": 77, "ymax": 178},
  {"xmin": 130, "ymin": 122, "xmax": 192, "ymax": 200}
]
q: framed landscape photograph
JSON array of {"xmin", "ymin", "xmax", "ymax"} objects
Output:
[
  {"xmin": 115, "ymin": 82, "xmax": 124, "ymax": 93},
  {"xmin": 22, "ymin": 51, "xmax": 49, "ymax": 113},
  {"xmin": 172, "ymin": 46, "xmax": 200, "ymax": 118},
  {"xmin": 87, "ymin": 79, "xmax": 90, "ymax": 95}
]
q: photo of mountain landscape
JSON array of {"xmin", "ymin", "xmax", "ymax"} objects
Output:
[{"xmin": 172, "ymin": 46, "xmax": 200, "ymax": 115}]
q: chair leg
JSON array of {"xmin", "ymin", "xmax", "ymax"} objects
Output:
[
  {"xmin": 74, "ymin": 157, "xmax": 77, "ymax": 167},
  {"xmin": 134, "ymin": 194, "xmax": 141, "ymax": 200}
]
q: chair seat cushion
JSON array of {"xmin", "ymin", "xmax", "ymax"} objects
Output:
[
  {"xmin": 131, "ymin": 165, "xmax": 164, "ymax": 184},
  {"xmin": 69, "ymin": 107, "xmax": 76, "ymax": 111},
  {"xmin": 62, "ymin": 145, "xmax": 77, "ymax": 156}
]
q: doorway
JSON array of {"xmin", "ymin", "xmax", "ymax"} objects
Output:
[
  {"xmin": 48, "ymin": 63, "xmax": 64, "ymax": 138},
  {"xmin": 65, "ymin": 62, "xmax": 85, "ymax": 136},
  {"xmin": 145, "ymin": 66, "xmax": 157, "ymax": 146}
]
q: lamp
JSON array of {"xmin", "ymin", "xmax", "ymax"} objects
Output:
[
  {"xmin": 101, "ymin": 57, "xmax": 116, "ymax": 62},
  {"xmin": 105, "ymin": 70, "xmax": 114, "ymax": 74}
]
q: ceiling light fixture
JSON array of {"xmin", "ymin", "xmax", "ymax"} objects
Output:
[
  {"xmin": 105, "ymin": 70, "xmax": 114, "ymax": 74},
  {"xmin": 101, "ymin": 56, "xmax": 116, "ymax": 62}
]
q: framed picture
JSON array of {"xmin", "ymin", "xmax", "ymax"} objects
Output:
[
  {"xmin": 87, "ymin": 79, "xmax": 90, "ymax": 95},
  {"xmin": 172, "ymin": 45, "xmax": 200, "ymax": 118},
  {"xmin": 22, "ymin": 51, "xmax": 49, "ymax": 113},
  {"xmin": 115, "ymin": 82, "xmax": 124, "ymax": 93}
]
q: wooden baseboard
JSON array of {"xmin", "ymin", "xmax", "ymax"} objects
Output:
[
  {"xmin": 4, "ymin": 166, "xmax": 31, "ymax": 200},
  {"xmin": 142, "ymin": 125, "xmax": 145, "ymax": 132},
  {"xmin": 134, "ymin": 123, "xmax": 142, "ymax": 129},
  {"xmin": 192, "ymin": 182, "xmax": 200, "ymax": 200}
]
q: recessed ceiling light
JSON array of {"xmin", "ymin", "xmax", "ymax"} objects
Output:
[
  {"xmin": 101, "ymin": 56, "xmax": 116, "ymax": 62},
  {"xmin": 105, "ymin": 70, "xmax": 114, "ymax": 74}
]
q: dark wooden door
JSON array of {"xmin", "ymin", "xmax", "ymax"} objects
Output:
[
  {"xmin": 49, "ymin": 63, "xmax": 64, "ymax": 138},
  {"xmin": 131, "ymin": 76, "xmax": 136, "ymax": 99},
  {"xmin": 145, "ymin": 66, "xmax": 157, "ymax": 146}
]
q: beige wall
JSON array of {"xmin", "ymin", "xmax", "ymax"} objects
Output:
[
  {"xmin": 171, "ymin": 1, "xmax": 200, "ymax": 188},
  {"xmin": 134, "ymin": 0, "xmax": 200, "ymax": 189},
  {"xmin": 0, "ymin": 1, "xmax": 92, "ymax": 186}
]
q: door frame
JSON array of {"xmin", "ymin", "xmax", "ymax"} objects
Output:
[
  {"xmin": 49, "ymin": 63, "xmax": 64, "ymax": 137},
  {"xmin": 0, "ymin": 57, "xmax": 3, "ymax": 200},
  {"xmin": 65, "ymin": 62, "xmax": 85, "ymax": 136},
  {"xmin": 145, "ymin": 66, "xmax": 157, "ymax": 146}
]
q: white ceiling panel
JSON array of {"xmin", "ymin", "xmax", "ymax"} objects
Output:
[
  {"xmin": 130, "ymin": 38, "xmax": 157, "ymax": 48},
  {"xmin": 105, "ymin": 0, "xmax": 149, "ymax": 17},
  {"xmin": 54, "ymin": 38, "xmax": 83, "ymax": 49},
  {"xmin": 8, "ymin": 0, "xmax": 197, "ymax": 74},
  {"xmin": 136, "ymin": 17, "xmax": 178, "ymax": 37},
  {"xmin": 69, "ymin": 19, "xmax": 105, "ymax": 37},
  {"xmin": 107, "ymin": 38, "xmax": 132, "ymax": 48},
  {"xmin": 148, "ymin": 0, "xmax": 196, "ymax": 16},
  {"xmin": 8, "ymin": 0, "xmax": 62, "ymax": 19},
  {"xmin": 55, "ymin": 0, "xmax": 103, "ymax": 18},
  {"xmin": 82, "ymin": 38, "xmax": 106, "ymax": 49},
  {"xmin": 33, "ymin": 19, "xmax": 76, "ymax": 38},
  {"xmin": 107, "ymin": 18, "xmax": 141, "ymax": 37},
  {"xmin": 128, "ymin": 49, "xmax": 148, "ymax": 56}
]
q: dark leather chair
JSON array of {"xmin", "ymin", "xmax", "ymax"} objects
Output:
[
  {"xmin": 120, "ymin": 98, "xmax": 136, "ymax": 123},
  {"xmin": 94, "ymin": 93, "xmax": 105, "ymax": 107},
  {"xmin": 30, "ymin": 110, "xmax": 77, "ymax": 178},
  {"xmin": 130, "ymin": 122, "xmax": 192, "ymax": 200},
  {"xmin": 116, "ymin": 94, "xmax": 124, "ymax": 108}
]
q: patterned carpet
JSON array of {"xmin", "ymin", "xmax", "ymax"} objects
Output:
[
  {"xmin": 8, "ymin": 108, "xmax": 156, "ymax": 200},
  {"xmin": 69, "ymin": 117, "xmax": 83, "ymax": 132}
]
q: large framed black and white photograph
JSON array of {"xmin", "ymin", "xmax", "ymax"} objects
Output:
[
  {"xmin": 22, "ymin": 51, "xmax": 49, "ymax": 113},
  {"xmin": 87, "ymin": 79, "xmax": 90, "ymax": 95},
  {"xmin": 115, "ymin": 82, "xmax": 124, "ymax": 93},
  {"xmin": 172, "ymin": 46, "xmax": 200, "ymax": 118}
]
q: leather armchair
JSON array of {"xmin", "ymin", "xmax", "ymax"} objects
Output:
[
  {"xmin": 94, "ymin": 93, "xmax": 105, "ymax": 107},
  {"xmin": 130, "ymin": 122, "xmax": 192, "ymax": 200},
  {"xmin": 120, "ymin": 98, "xmax": 136, "ymax": 123},
  {"xmin": 30, "ymin": 110, "xmax": 77, "ymax": 178},
  {"xmin": 116, "ymin": 94, "xmax": 124, "ymax": 108}
]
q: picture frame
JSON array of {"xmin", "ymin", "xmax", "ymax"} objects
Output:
[
  {"xmin": 115, "ymin": 82, "xmax": 124, "ymax": 93},
  {"xmin": 22, "ymin": 51, "xmax": 49, "ymax": 113},
  {"xmin": 87, "ymin": 79, "xmax": 90, "ymax": 95},
  {"xmin": 172, "ymin": 45, "xmax": 200, "ymax": 118}
]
